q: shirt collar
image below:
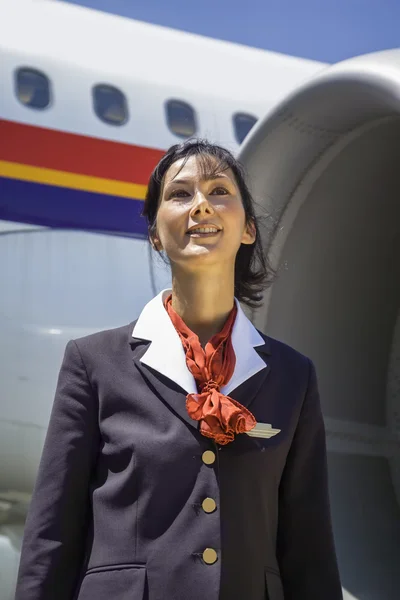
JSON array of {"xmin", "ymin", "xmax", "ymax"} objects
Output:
[{"xmin": 132, "ymin": 289, "xmax": 268, "ymax": 395}]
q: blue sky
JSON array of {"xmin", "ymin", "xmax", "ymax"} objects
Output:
[{"xmin": 63, "ymin": 0, "xmax": 399, "ymax": 63}]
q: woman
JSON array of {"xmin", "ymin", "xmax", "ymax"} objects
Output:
[{"xmin": 15, "ymin": 140, "xmax": 343, "ymax": 600}]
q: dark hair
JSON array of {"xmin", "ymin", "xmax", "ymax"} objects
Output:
[{"xmin": 142, "ymin": 139, "xmax": 275, "ymax": 308}]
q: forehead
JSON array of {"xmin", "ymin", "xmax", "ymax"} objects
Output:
[{"xmin": 163, "ymin": 154, "xmax": 237, "ymax": 187}]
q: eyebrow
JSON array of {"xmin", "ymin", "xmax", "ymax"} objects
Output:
[{"xmin": 167, "ymin": 174, "xmax": 232, "ymax": 186}]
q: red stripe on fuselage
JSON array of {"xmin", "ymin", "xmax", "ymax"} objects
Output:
[{"xmin": 0, "ymin": 119, "xmax": 165, "ymax": 184}]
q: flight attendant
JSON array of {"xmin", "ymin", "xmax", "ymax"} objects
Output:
[{"xmin": 15, "ymin": 140, "xmax": 343, "ymax": 600}]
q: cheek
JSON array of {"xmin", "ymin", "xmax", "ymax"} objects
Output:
[
  {"xmin": 156, "ymin": 205, "xmax": 185, "ymax": 244},
  {"xmin": 222, "ymin": 202, "xmax": 247, "ymax": 234}
]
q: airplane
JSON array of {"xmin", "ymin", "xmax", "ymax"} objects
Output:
[{"xmin": 0, "ymin": 0, "xmax": 400, "ymax": 599}]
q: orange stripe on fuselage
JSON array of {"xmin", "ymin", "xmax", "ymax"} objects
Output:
[
  {"xmin": 0, "ymin": 119, "xmax": 164, "ymax": 184},
  {"xmin": 0, "ymin": 160, "xmax": 148, "ymax": 199}
]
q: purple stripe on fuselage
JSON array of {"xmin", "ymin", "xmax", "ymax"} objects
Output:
[{"xmin": 0, "ymin": 177, "xmax": 148, "ymax": 238}]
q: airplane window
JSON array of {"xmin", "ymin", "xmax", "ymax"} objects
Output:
[
  {"xmin": 233, "ymin": 113, "xmax": 258, "ymax": 144},
  {"xmin": 166, "ymin": 99, "xmax": 197, "ymax": 138},
  {"xmin": 92, "ymin": 84, "xmax": 128, "ymax": 125},
  {"xmin": 15, "ymin": 68, "xmax": 51, "ymax": 109}
]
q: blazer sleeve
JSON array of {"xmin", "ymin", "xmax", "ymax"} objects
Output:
[
  {"xmin": 276, "ymin": 358, "xmax": 343, "ymax": 600},
  {"xmin": 15, "ymin": 339, "xmax": 100, "ymax": 600}
]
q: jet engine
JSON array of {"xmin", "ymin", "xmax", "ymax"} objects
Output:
[{"xmin": 239, "ymin": 49, "xmax": 400, "ymax": 600}]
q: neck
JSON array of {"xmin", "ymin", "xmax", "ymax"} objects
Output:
[{"xmin": 170, "ymin": 266, "xmax": 235, "ymax": 346}]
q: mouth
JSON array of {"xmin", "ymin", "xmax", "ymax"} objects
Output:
[{"xmin": 186, "ymin": 225, "xmax": 222, "ymax": 238}]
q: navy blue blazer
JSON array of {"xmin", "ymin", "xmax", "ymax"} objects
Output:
[{"xmin": 15, "ymin": 291, "xmax": 343, "ymax": 600}]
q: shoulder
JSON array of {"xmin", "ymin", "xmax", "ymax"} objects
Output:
[
  {"xmin": 258, "ymin": 329, "xmax": 312, "ymax": 372},
  {"xmin": 71, "ymin": 321, "xmax": 137, "ymax": 358},
  {"xmin": 257, "ymin": 331, "xmax": 318, "ymax": 401}
]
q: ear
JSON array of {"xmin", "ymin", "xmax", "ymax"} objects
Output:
[
  {"xmin": 150, "ymin": 234, "xmax": 163, "ymax": 251},
  {"xmin": 241, "ymin": 219, "xmax": 256, "ymax": 245}
]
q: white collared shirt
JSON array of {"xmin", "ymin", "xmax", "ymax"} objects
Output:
[{"xmin": 132, "ymin": 289, "xmax": 267, "ymax": 395}]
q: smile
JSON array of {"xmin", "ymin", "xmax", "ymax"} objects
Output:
[{"xmin": 186, "ymin": 226, "xmax": 221, "ymax": 236}]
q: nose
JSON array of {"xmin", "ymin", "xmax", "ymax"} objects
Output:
[{"xmin": 190, "ymin": 191, "xmax": 214, "ymax": 217}]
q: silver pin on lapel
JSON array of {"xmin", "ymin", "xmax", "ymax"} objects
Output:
[{"xmin": 246, "ymin": 423, "xmax": 281, "ymax": 439}]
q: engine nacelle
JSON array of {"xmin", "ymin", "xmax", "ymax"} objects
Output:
[{"xmin": 239, "ymin": 49, "xmax": 400, "ymax": 600}]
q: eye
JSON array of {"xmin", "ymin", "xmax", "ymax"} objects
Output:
[
  {"xmin": 210, "ymin": 186, "xmax": 229, "ymax": 195},
  {"xmin": 168, "ymin": 189, "xmax": 190, "ymax": 199}
]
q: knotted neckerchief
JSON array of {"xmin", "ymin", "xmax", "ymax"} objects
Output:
[{"xmin": 164, "ymin": 295, "xmax": 256, "ymax": 445}]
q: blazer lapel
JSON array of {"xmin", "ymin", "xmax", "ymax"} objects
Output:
[
  {"xmin": 228, "ymin": 346, "xmax": 271, "ymax": 410},
  {"xmin": 130, "ymin": 341, "xmax": 199, "ymax": 431}
]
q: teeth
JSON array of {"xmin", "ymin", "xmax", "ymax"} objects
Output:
[{"xmin": 189, "ymin": 227, "xmax": 219, "ymax": 234}]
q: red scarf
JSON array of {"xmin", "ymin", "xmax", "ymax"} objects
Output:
[{"xmin": 164, "ymin": 295, "xmax": 256, "ymax": 445}]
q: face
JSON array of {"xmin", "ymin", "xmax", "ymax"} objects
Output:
[{"xmin": 152, "ymin": 155, "xmax": 255, "ymax": 272}]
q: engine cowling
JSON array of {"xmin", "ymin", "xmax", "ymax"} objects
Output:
[{"xmin": 239, "ymin": 49, "xmax": 400, "ymax": 600}]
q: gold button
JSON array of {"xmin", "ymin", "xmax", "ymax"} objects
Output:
[
  {"xmin": 202, "ymin": 548, "xmax": 218, "ymax": 565},
  {"xmin": 202, "ymin": 450, "xmax": 216, "ymax": 465},
  {"xmin": 202, "ymin": 497, "xmax": 217, "ymax": 513}
]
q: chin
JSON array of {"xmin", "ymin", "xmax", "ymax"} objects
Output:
[
  {"xmin": 181, "ymin": 247, "xmax": 237, "ymax": 270},
  {"xmin": 185, "ymin": 250, "xmax": 217, "ymax": 265}
]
